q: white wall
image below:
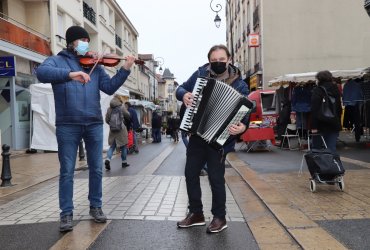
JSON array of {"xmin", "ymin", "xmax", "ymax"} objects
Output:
[{"xmin": 262, "ymin": 0, "xmax": 370, "ymax": 87}]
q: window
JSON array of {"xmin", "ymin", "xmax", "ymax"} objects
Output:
[{"xmin": 57, "ymin": 12, "xmax": 64, "ymax": 37}]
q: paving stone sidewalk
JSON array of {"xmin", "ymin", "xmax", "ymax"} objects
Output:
[{"xmin": 0, "ymin": 175, "xmax": 244, "ymax": 225}]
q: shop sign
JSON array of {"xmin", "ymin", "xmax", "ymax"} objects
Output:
[
  {"xmin": 248, "ymin": 33, "xmax": 259, "ymax": 47},
  {"xmin": 0, "ymin": 56, "xmax": 16, "ymax": 77}
]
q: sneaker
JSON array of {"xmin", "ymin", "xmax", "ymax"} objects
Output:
[
  {"xmin": 60, "ymin": 214, "xmax": 73, "ymax": 232},
  {"xmin": 177, "ymin": 213, "xmax": 205, "ymax": 228},
  {"xmin": 200, "ymin": 169, "xmax": 208, "ymax": 176},
  {"xmin": 105, "ymin": 160, "xmax": 110, "ymax": 170},
  {"xmin": 122, "ymin": 162, "xmax": 130, "ymax": 168},
  {"xmin": 206, "ymin": 217, "xmax": 228, "ymax": 233},
  {"xmin": 89, "ymin": 207, "xmax": 107, "ymax": 223}
]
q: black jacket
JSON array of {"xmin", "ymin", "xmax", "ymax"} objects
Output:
[
  {"xmin": 151, "ymin": 112, "xmax": 162, "ymax": 129},
  {"xmin": 311, "ymin": 82, "xmax": 342, "ymax": 132}
]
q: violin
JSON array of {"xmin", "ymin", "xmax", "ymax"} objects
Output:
[{"xmin": 79, "ymin": 52, "xmax": 145, "ymax": 68}]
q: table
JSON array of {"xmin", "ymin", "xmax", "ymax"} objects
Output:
[{"xmin": 240, "ymin": 127, "xmax": 276, "ymax": 152}]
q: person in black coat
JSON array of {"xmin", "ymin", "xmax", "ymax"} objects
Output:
[
  {"xmin": 310, "ymin": 70, "xmax": 342, "ymax": 153},
  {"xmin": 151, "ymin": 111, "xmax": 162, "ymax": 143}
]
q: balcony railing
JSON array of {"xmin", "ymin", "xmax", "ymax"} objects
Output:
[
  {"xmin": 0, "ymin": 16, "xmax": 51, "ymax": 56},
  {"xmin": 115, "ymin": 34, "xmax": 122, "ymax": 49},
  {"xmin": 83, "ymin": 2, "xmax": 96, "ymax": 25}
]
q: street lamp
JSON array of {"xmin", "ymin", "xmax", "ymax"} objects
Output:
[
  {"xmin": 365, "ymin": 0, "xmax": 370, "ymax": 17},
  {"xmin": 155, "ymin": 57, "xmax": 164, "ymax": 73},
  {"xmin": 210, "ymin": 0, "xmax": 222, "ymax": 28}
]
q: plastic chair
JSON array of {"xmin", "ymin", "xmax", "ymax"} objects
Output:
[{"xmin": 281, "ymin": 124, "xmax": 301, "ymax": 150}]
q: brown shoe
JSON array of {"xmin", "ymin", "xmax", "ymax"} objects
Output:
[
  {"xmin": 206, "ymin": 217, "xmax": 228, "ymax": 233},
  {"xmin": 177, "ymin": 213, "xmax": 205, "ymax": 228}
]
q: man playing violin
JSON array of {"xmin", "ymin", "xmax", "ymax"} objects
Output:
[{"xmin": 36, "ymin": 25, "xmax": 136, "ymax": 232}]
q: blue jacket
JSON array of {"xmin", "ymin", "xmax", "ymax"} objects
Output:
[
  {"xmin": 343, "ymin": 79, "xmax": 363, "ymax": 106},
  {"xmin": 176, "ymin": 63, "xmax": 250, "ymax": 153},
  {"xmin": 291, "ymin": 86, "xmax": 312, "ymax": 112},
  {"xmin": 36, "ymin": 49, "xmax": 130, "ymax": 125}
]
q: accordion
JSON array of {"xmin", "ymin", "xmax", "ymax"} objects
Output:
[{"xmin": 180, "ymin": 77, "xmax": 253, "ymax": 148}]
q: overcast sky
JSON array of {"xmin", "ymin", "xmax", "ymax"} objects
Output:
[{"xmin": 116, "ymin": 0, "xmax": 226, "ymax": 84}]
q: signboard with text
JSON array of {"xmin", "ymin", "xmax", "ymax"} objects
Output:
[
  {"xmin": 248, "ymin": 33, "xmax": 260, "ymax": 47},
  {"xmin": 0, "ymin": 56, "xmax": 16, "ymax": 77}
]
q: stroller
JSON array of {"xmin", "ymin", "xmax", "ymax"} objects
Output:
[{"xmin": 301, "ymin": 134, "xmax": 345, "ymax": 192}]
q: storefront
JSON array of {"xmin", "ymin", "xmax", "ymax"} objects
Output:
[{"xmin": 0, "ymin": 45, "xmax": 46, "ymax": 150}]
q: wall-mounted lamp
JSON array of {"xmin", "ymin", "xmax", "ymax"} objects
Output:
[{"xmin": 210, "ymin": 0, "xmax": 222, "ymax": 28}]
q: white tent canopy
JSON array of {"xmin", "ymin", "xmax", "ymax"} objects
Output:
[
  {"xmin": 128, "ymin": 99, "xmax": 156, "ymax": 110},
  {"xmin": 30, "ymin": 83, "xmax": 129, "ymax": 151},
  {"xmin": 268, "ymin": 68, "xmax": 368, "ymax": 87}
]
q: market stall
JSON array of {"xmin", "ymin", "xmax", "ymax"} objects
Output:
[{"xmin": 268, "ymin": 68, "xmax": 370, "ymax": 145}]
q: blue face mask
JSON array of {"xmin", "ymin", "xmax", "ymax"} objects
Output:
[{"xmin": 75, "ymin": 40, "xmax": 89, "ymax": 56}]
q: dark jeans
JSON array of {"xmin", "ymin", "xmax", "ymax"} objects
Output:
[
  {"xmin": 185, "ymin": 135, "xmax": 226, "ymax": 218},
  {"xmin": 312, "ymin": 131, "xmax": 338, "ymax": 153}
]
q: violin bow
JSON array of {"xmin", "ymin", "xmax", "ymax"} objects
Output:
[{"xmin": 88, "ymin": 47, "xmax": 108, "ymax": 76}]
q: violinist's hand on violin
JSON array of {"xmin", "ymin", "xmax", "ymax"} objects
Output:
[
  {"xmin": 183, "ymin": 92, "xmax": 194, "ymax": 108},
  {"xmin": 69, "ymin": 71, "xmax": 90, "ymax": 84},
  {"xmin": 228, "ymin": 122, "xmax": 246, "ymax": 135},
  {"xmin": 123, "ymin": 55, "xmax": 136, "ymax": 71}
]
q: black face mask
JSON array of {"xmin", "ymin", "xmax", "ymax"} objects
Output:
[{"xmin": 210, "ymin": 62, "xmax": 227, "ymax": 75}]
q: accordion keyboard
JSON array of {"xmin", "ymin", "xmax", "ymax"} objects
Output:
[{"xmin": 180, "ymin": 77, "xmax": 208, "ymax": 131}]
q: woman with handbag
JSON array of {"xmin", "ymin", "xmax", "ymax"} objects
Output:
[{"xmin": 310, "ymin": 70, "xmax": 342, "ymax": 153}]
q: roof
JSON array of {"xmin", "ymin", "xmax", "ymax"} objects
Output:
[
  {"xmin": 162, "ymin": 68, "xmax": 175, "ymax": 79},
  {"xmin": 156, "ymin": 74, "xmax": 166, "ymax": 83}
]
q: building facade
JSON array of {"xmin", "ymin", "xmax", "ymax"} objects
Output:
[
  {"xmin": 0, "ymin": 0, "xmax": 140, "ymax": 149},
  {"xmin": 226, "ymin": 0, "xmax": 370, "ymax": 90},
  {"xmin": 158, "ymin": 68, "xmax": 178, "ymax": 116}
]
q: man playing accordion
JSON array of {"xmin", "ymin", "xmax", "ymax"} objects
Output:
[{"xmin": 176, "ymin": 44, "xmax": 250, "ymax": 233}]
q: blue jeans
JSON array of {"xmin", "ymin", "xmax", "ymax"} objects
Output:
[
  {"xmin": 133, "ymin": 131, "xmax": 138, "ymax": 150},
  {"xmin": 181, "ymin": 131, "xmax": 189, "ymax": 147},
  {"xmin": 56, "ymin": 124, "xmax": 103, "ymax": 216},
  {"xmin": 106, "ymin": 141, "xmax": 128, "ymax": 162},
  {"xmin": 152, "ymin": 128, "xmax": 161, "ymax": 142}
]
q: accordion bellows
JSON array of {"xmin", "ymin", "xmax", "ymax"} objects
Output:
[{"xmin": 180, "ymin": 77, "xmax": 253, "ymax": 148}]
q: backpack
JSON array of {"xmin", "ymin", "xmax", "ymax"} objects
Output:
[
  {"xmin": 109, "ymin": 106, "xmax": 123, "ymax": 132},
  {"xmin": 317, "ymin": 86, "xmax": 337, "ymax": 124}
]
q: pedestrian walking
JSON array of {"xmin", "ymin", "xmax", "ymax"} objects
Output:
[
  {"xmin": 105, "ymin": 95, "xmax": 131, "ymax": 170},
  {"xmin": 175, "ymin": 44, "xmax": 249, "ymax": 233},
  {"xmin": 125, "ymin": 102, "xmax": 141, "ymax": 153},
  {"xmin": 36, "ymin": 25, "xmax": 136, "ymax": 232},
  {"xmin": 168, "ymin": 115, "xmax": 180, "ymax": 142},
  {"xmin": 311, "ymin": 70, "xmax": 342, "ymax": 153},
  {"xmin": 151, "ymin": 111, "xmax": 162, "ymax": 143}
]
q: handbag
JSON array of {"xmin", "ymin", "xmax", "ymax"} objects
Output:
[{"xmin": 317, "ymin": 86, "xmax": 337, "ymax": 123}]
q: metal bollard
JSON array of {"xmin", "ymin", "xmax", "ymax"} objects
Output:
[
  {"xmin": 1, "ymin": 144, "xmax": 12, "ymax": 187},
  {"xmin": 79, "ymin": 140, "xmax": 85, "ymax": 161}
]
